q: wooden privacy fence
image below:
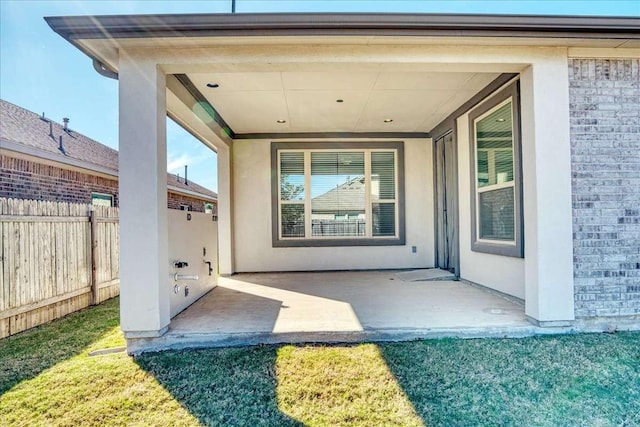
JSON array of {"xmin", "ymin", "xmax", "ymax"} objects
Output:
[{"xmin": 0, "ymin": 198, "xmax": 119, "ymax": 338}]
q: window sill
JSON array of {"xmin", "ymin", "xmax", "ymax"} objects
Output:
[
  {"xmin": 273, "ymin": 237, "xmax": 405, "ymax": 247},
  {"xmin": 471, "ymin": 241, "xmax": 523, "ymax": 258}
]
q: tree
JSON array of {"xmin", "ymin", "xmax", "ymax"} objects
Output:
[
  {"xmin": 280, "ymin": 174, "xmax": 305, "ymax": 237},
  {"xmin": 280, "ymin": 174, "xmax": 304, "ymax": 201}
]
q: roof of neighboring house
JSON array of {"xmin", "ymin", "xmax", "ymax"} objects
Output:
[
  {"xmin": 1, "ymin": 98, "xmax": 119, "ymax": 172},
  {"xmin": 166, "ymin": 172, "xmax": 217, "ymax": 202},
  {"xmin": 0, "ymin": 99, "xmax": 217, "ymax": 201},
  {"xmin": 312, "ymin": 176, "xmax": 366, "ymax": 213}
]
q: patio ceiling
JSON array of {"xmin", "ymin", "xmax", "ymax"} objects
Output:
[
  {"xmin": 186, "ymin": 71, "xmax": 500, "ymax": 133},
  {"xmin": 45, "ymin": 12, "xmax": 639, "ymax": 144}
]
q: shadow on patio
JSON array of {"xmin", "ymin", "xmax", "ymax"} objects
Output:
[{"xmin": 161, "ymin": 270, "xmax": 531, "ymax": 350}]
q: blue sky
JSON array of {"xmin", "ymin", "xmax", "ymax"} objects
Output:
[{"xmin": 1, "ymin": 1, "xmax": 638, "ymax": 192}]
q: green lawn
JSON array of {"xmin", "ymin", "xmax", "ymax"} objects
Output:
[{"xmin": 1, "ymin": 299, "xmax": 639, "ymax": 426}]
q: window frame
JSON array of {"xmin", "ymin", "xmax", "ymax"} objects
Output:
[
  {"xmin": 91, "ymin": 192, "xmax": 114, "ymax": 207},
  {"xmin": 468, "ymin": 82, "xmax": 524, "ymax": 258},
  {"xmin": 271, "ymin": 141, "xmax": 405, "ymax": 247}
]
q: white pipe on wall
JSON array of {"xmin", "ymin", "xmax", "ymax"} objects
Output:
[{"xmin": 174, "ymin": 274, "xmax": 199, "ymax": 281}]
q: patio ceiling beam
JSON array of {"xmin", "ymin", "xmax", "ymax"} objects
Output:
[{"xmin": 166, "ymin": 74, "xmax": 233, "ymax": 147}]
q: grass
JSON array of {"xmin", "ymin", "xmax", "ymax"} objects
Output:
[{"xmin": 0, "ymin": 299, "xmax": 639, "ymax": 426}]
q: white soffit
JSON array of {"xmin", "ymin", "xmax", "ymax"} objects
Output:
[{"xmin": 188, "ymin": 71, "xmax": 499, "ymax": 133}]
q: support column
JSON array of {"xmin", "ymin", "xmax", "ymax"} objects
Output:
[
  {"xmin": 520, "ymin": 50, "xmax": 575, "ymax": 324},
  {"xmin": 119, "ymin": 53, "xmax": 170, "ymax": 337},
  {"xmin": 217, "ymin": 144, "xmax": 235, "ymax": 275}
]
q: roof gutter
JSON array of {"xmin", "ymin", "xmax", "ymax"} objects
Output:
[
  {"xmin": 45, "ymin": 12, "xmax": 640, "ymax": 41},
  {"xmin": 167, "ymin": 185, "xmax": 217, "ymax": 202},
  {"xmin": 92, "ymin": 58, "xmax": 118, "ymax": 80}
]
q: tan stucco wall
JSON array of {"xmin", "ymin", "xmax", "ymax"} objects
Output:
[
  {"xmin": 168, "ymin": 209, "xmax": 218, "ymax": 317},
  {"xmin": 456, "ymin": 106, "xmax": 526, "ymax": 299},
  {"xmin": 232, "ymin": 138, "xmax": 434, "ymax": 272}
]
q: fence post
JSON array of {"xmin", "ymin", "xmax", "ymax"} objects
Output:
[{"xmin": 89, "ymin": 209, "xmax": 98, "ymax": 305}]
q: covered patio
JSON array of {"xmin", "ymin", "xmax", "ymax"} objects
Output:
[
  {"xmin": 126, "ymin": 270, "xmax": 543, "ymax": 352},
  {"xmin": 45, "ymin": 12, "xmax": 636, "ymax": 352}
]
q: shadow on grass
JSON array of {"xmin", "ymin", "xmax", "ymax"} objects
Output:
[
  {"xmin": 379, "ymin": 333, "xmax": 640, "ymax": 426},
  {"xmin": 0, "ymin": 297, "xmax": 121, "ymax": 394},
  {"xmin": 132, "ymin": 334, "xmax": 640, "ymax": 426},
  {"xmin": 136, "ymin": 347, "xmax": 302, "ymax": 427}
]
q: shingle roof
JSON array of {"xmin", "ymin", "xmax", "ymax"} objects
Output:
[
  {"xmin": 312, "ymin": 176, "xmax": 365, "ymax": 213},
  {"xmin": 166, "ymin": 172, "xmax": 217, "ymax": 200},
  {"xmin": 0, "ymin": 99, "xmax": 216, "ymax": 200},
  {"xmin": 1, "ymin": 99, "xmax": 119, "ymax": 172}
]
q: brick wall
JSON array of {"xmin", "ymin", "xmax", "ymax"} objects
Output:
[
  {"xmin": 1, "ymin": 154, "xmax": 216, "ymax": 212},
  {"xmin": 0, "ymin": 155, "xmax": 119, "ymax": 206},
  {"xmin": 569, "ymin": 58, "xmax": 640, "ymax": 317},
  {"xmin": 167, "ymin": 191, "xmax": 215, "ymax": 213}
]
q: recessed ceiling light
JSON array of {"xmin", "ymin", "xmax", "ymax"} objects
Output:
[
  {"xmin": 206, "ymin": 83, "xmax": 219, "ymax": 88},
  {"xmin": 496, "ymin": 118, "xmax": 506, "ymax": 122},
  {"xmin": 383, "ymin": 118, "xmax": 394, "ymax": 123},
  {"xmin": 276, "ymin": 119, "xmax": 287, "ymax": 124},
  {"xmin": 336, "ymin": 99, "xmax": 344, "ymax": 103}
]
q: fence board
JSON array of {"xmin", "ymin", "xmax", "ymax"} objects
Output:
[
  {"xmin": 0, "ymin": 287, "xmax": 92, "ymax": 318},
  {"xmin": 0, "ymin": 200, "xmax": 7, "ymax": 336},
  {"xmin": 0, "ymin": 198, "xmax": 119, "ymax": 338}
]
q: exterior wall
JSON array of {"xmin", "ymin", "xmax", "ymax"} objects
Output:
[
  {"xmin": 167, "ymin": 191, "xmax": 212, "ymax": 213},
  {"xmin": 233, "ymin": 138, "xmax": 434, "ymax": 272},
  {"xmin": 0, "ymin": 154, "xmax": 118, "ymax": 205},
  {"xmin": 456, "ymin": 110, "xmax": 525, "ymax": 299},
  {"xmin": 0, "ymin": 154, "xmax": 215, "ymax": 212},
  {"xmin": 569, "ymin": 58, "xmax": 640, "ymax": 318},
  {"xmin": 168, "ymin": 209, "xmax": 218, "ymax": 317}
]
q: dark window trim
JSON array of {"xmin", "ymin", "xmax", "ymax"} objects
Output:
[
  {"xmin": 468, "ymin": 81, "xmax": 524, "ymax": 258},
  {"xmin": 174, "ymin": 74, "xmax": 430, "ymax": 141},
  {"xmin": 430, "ymin": 73, "xmax": 518, "ymax": 139},
  {"xmin": 237, "ymin": 132, "xmax": 429, "ymax": 140},
  {"xmin": 173, "ymin": 74, "xmax": 235, "ymax": 139},
  {"xmin": 271, "ymin": 141, "xmax": 405, "ymax": 248},
  {"xmin": 429, "ymin": 73, "xmax": 518, "ymax": 276}
]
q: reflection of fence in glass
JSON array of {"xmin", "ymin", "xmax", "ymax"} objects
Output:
[
  {"xmin": 312, "ymin": 219, "xmax": 366, "ymax": 237},
  {"xmin": 479, "ymin": 187, "xmax": 515, "ymax": 240},
  {"xmin": 372, "ymin": 203, "xmax": 396, "ymax": 236},
  {"xmin": 281, "ymin": 204, "xmax": 305, "ymax": 238},
  {"xmin": 282, "ymin": 221, "xmax": 305, "ymax": 238}
]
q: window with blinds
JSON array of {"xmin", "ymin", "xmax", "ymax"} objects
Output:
[
  {"xmin": 275, "ymin": 145, "xmax": 401, "ymax": 244},
  {"xmin": 311, "ymin": 152, "xmax": 366, "ymax": 237},
  {"xmin": 279, "ymin": 152, "xmax": 306, "ymax": 238},
  {"xmin": 371, "ymin": 152, "xmax": 397, "ymax": 237},
  {"xmin": 474, "ymin": 99, "xmax": 515, "ymax": 241},
  {"xmin": 469, "ymin": 80, "xmax": 523, "ymax": 258}
]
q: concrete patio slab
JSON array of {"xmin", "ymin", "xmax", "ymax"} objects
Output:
[
  {"xmin": 124, "ymin": 270, "xmax": 571, "ymax": 353},
  {"xmin": 170, "ymin": 271, "xmax": 530, "ymax": 334}
]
